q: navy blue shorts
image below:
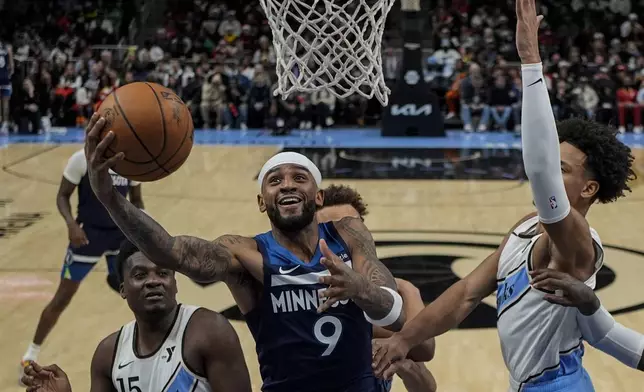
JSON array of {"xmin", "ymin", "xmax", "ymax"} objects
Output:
[
  {"xmin": 0, "ymin": 78, "xmax": 11, "ymax": 98},
  {"xmin": 61, "ymin": 224, "xmax": 125, "ymax": 282}
]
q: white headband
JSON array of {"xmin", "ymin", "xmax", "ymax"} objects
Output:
[{"xmin": 257, "ymin": 152, "xmax": 322, "ymax": 190}]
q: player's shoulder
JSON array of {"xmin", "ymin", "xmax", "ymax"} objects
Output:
[
  {"xmin": 70, "ymin": 148, "xmax": 86, "ymax": 160},
  {"xmin": 92, "ymin": 330, "xmax": 121, "ymax": 369},
  {"xmin": 185, "ymin": 307, "xmax": 237, "ymax": 345},
  {"xmin": 509, "ymin": 212, "xmax": 539, "ymax": 235},
  {"xmin": 66, "ymin": 149, "xmax": 87, "ymax": 168},
  {"xmin": 331, "ymin": 216, "xmax": 370, "ymax": 238}
]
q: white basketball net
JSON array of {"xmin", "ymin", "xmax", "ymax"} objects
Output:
[{"xmin": 259, "ymin": 0, "xmax": 396, "ymax": 106}]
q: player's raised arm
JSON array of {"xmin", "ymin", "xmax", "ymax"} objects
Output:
[
  {"xmin": 516, "ymin": 0, "xmax": 595, "ymax": 279},
  {"xmin": 531, "ymin": 269, "xmax": 644, "ymax": 371},
  {"xmin": 84, "ymin": 113, "xmax": 245, "ymax": 284},
  {"xmin": 320, "ymin": 216, "xmax": 405, "ymax": 331},
  {"xmin": 372, "ymin": 245, "xmax": 500, "ymax": 379}
]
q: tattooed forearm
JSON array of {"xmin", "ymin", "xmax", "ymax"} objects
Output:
[
  {"xmin": 335, "ymin": 217, "xmax": 404, "ymax": 330},
  {"xmin": 175, "ymin": 235, "xmax": 241, "ymax": 283},
  {"xmin": 103, "ymin": 189, "xmax": 238, "ymax": 283}
]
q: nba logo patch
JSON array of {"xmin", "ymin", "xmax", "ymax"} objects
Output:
[{"xmin": 549, "ymin": 196, "xmax": 557, "ymax": 209}]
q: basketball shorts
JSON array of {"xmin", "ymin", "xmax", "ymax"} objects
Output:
[
  {"xmin": 61, "ymin": 225, "xmax": 125, "ymax": 282},
  {"xmin": 518, "ymin": 368, "xmax": 595, "ymax": 392},
  {"xmin": 343, "ymin": 375, "xmax": 391, "ymax": 392},
  {"xmin": 0, "ymin": 79, "xmax": 11, "ymax": 98}
]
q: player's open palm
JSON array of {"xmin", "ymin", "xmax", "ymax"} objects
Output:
[
  {"xmin": 317, "ymin": 239, "xmax": 368, "ymax": 313},
  {"xmin": 372, "ymin": 334, "xmax": 411, "ymax": 379},
  {"xmin": 515, "ymin": 0, "xmax": 543, "ymax": 64},
  {"xmin": 84, "ymin": 113, "xmax": 124, "ymax": 200},
  {"xmin": 21, "ymin": 362, "xmax": 72, "ymax": 392}
]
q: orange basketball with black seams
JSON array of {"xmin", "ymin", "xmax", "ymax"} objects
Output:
[{"xmin": 98, "ymin": 82, "xmax": 194, "ymax": 182}]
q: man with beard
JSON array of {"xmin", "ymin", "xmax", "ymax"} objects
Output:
[
  {"xmin": 21, "ymin": 240, "xmax": 251, "ymax": 392},
  {"xmin": 83, "ymin": 112, "xmax": 404, "ymax": 392}
]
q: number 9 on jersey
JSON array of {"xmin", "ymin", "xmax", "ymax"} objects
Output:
[{"xmin": 314, "ymin": 316, "xmax": 343, "ymax": 356}]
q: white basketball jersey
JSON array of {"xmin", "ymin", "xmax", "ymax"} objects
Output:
[
  {"xmin": 111, "ymin": 305, "xmax": 211, "ymax": 392},
  {"xmin": 496, "ymin": 216, "xmax": 604, "ymax": 391}
]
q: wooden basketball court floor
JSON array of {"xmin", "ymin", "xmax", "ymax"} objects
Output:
[{"xmin": 2, "ymin": 142, "xmax": 644, "ymax": 391}]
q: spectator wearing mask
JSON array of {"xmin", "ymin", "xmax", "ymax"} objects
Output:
[
  {"xmin": 459, "ymin": 63, "xmax": 490, "ymax": 131},
  {"xmin": 616, "ymin": 76, "xmax": 642, "ymax": 133},
  {"xmin": 487, "ymin": 74, "xmax": 514, "ymax": 131}
]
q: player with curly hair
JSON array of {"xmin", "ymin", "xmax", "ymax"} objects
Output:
[
  {"xmin": 317, "ymin": 184, "xmax": 437, "ymax": 392},
  {"xmin": 372, "ymin": 0, "xmax": 636, "ymax": 391}
]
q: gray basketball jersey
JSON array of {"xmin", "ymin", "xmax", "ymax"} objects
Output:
[
  {"xmin": 111, "ymin": 305, "xmax": 211, "ymax": 392},
  {"xmin": 496, "ymin": 216, "xmax": 604, "ymax": 391}
]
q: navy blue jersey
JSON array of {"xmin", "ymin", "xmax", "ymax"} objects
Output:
[
  {"xmin": 63, "ymin": 150, "xmax": 137, "ymax": 229},
  {"xmin": 0, "ymin": 44, "xmax": 9, "ymax": 83},
  {"xmin": 246, "ymin": 222, "xmax": 389, "ymax": 392}
]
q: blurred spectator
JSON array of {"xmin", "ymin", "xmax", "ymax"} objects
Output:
[
  {"xmin": 18, "ymin": 78, "xmax": 40, "ymax": 134},
  {"xmin": 247, "ymin": 73, "xmax": 271, "ymax": 128},
  {"xmin": 616, "ymin": 75, "xmax": 642, "ymax": 133},
  {"xmin": 571, "ymin": 77, "xmax": 599, "ymax": 120},
  {"xmin": 460, "ymin": 63, "xmax": 489, "ymax": 132},
  {"xmin": 1, "ymin": 0, "xmax": 642, "ymax": 134},
  {"xmin": 487, "ymin": 74, "xmax": 514, "ymax": 131},
  {"xmin": 200, "ymin": 72, "xmax": 227, "ymax": 129},
  {"xmin": 311, "ymin": 89, "xmax": 336, "ymax": 130}
]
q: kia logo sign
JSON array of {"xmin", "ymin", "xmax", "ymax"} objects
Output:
[{"xmin": 390, "ymin": 104, "xmax": 432, "ymax": 116}]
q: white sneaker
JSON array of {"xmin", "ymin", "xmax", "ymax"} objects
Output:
[
  {"xmin": 618, "ymin": 126, "xmax": 626, "ymax": 134},
  {"xmin": 633, "ymin": 126, "xmax": 643, "ymax": 134}
]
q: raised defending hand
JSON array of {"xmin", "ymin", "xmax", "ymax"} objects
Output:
[
  {"xmin": 530, "ymin": 269, "xmax": 600, "ymax": 316},
  {"xmin": 515, "ymin": 0, "xmax": 543, "ymax": 64},
  {"xmin": 21, "ymin": 362, "xmax": 72, "ymax": 392},
  {"xmin": 84, "ymin": 113, "xmax": 124, "ymax": 200},
  {"xmin": 317, "ymin": 238, "xmax": 368, "ymax": 313},
  {"xmin": 372, "ymin": 334, "xmax": 412, "ymax": 380}
]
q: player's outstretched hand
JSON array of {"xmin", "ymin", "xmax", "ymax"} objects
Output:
[
  {"xmin": 84, "ymin": 113, "xmax": 124, "ymax": 200},
  {"xmin": 317, "ymin": 238, "xmax": 369, "ymax": 313},
  {"xmin": 515, "ymin": 0, "xmax": 543, "ymax": 64},
  {"xmin": 21, "ymin": 362, "xmax": 72, "ymax": 392},
  {"xmin": 372, "ymin": 334, "xmax": 411, "ymax": 380},
  {"xmin": 530, "ymin": 269, "xmax": 600, "ymax": 316}
]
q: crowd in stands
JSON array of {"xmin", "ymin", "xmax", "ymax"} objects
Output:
[{"xmin": 2, "ymin": 0, "xmax": 644, "ymax": 134}]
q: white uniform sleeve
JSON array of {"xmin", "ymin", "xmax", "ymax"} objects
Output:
[
  {"xmin": 521, "ymin": 63, "xmax": 571, "ymax": 224},
  {"xmin": 578, "ymin": 306, "xmax": 644, "ymax": 369},
  {"xmin": 62, "ymin": 150, "xmax": 88, "ymax": 185}
]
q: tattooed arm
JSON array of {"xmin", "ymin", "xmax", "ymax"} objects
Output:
[
  {"xmin": 334, "ymin": 216, "xmax": 405, "ymax": 331},
  {"xmin": 100, "ymin": 187, "xmax": 247, "ymax": 283}
]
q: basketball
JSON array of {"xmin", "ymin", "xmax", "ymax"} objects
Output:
[{"xmin": 97, "ymin": 82, "xmax": 194, "ymax": 182}]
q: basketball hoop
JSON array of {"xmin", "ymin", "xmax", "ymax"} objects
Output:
[{"xmin": 259, "ymin": 0, "xmax": 398, "ymax": 106}]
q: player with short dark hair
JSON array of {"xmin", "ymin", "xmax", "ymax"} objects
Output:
[
  {"xmin": 84, "ymin": 111, "xmax": 405, "ymax": 392},
  {"xmin": 318, "ymin": 184, "xmax": 437, "ymax": 392},
  {"xmin": 21, "ymin": 149, "xmax": 144, "ymax": 377},
  {"xmin": 373, "ymin": 1, "xmax": 636, "ymax": 390},
  {"xmin": 21, "ymin": 240, "xmax": 252, "ymax": 392}
]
